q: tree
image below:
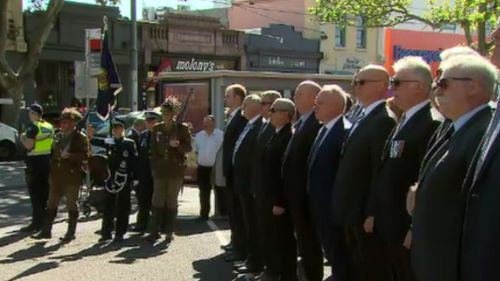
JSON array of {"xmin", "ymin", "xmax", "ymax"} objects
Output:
[
  {"xmin": 310, "ymin": 0, "xmax": 499, "ymax": 55},
  {"xmin": 0, "ymin": 0, "xmax": 64, "ymax": 125},
  {"xmin": 0, "ymin": 0, "xmax": 121, "ymax": 125}
]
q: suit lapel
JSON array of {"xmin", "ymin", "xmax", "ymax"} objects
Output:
[{"xmin": 343, "ymin": 102, "xmax": 385, "ymax": 153}]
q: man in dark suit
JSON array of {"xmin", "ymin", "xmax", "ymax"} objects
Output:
[
  {"xmin": 307, "ymin": 85, "xmax": 351, "ymax": 281},
  {"xmin": 264, "ymin": 98, "xmax": 296, "ymax": 281},
  {"xmin": 332, "ymin": 65, "xmax": 397, "ymax": 281},
  {"xmin": 222, "ymin": 84, "xmax": 248, "ymax": 261},
  {"xmin": 232, "ymin": 94, "xmax": 264, "ymax": 275},
  {"xmin": 251, "ymin": 90, "xmax": 282, "ymax": 278},
  {"xmin": 281, "ymin": 80, "xmax": 323, "ymax": 281},
  {"xmin": 410, "ymin": 55, "xmax": 493, "ymax": 281},
  {"xmin": 373, "ymin": 57, "xmax": 441, "ymax": 281},
  {"xmin": 460, "ymin": 30, "xmax": 500, "ymax": 281}
]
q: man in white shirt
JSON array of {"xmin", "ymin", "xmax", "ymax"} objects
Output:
[{"xmin": 194, "ymin": 115, "xmax": 223, "ymax": 220}]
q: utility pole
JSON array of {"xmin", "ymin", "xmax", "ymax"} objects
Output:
[{"xmin": 130, "ymin": 0, "xmax": 138, "ymax": 111}]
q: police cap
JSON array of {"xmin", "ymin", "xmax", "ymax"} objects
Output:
[
  {"xmin": 27, "ymin": 103, "xmax": 43, "ymax": 115},
  {"xmin": 60, "ymin": 107, "xmax": 83, "ymax": 122}
]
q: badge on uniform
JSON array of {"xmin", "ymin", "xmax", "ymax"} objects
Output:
[
  {"xmin": 389, "ymin": 140, "xmax": 405, "ymax": 158},
  {"xmin": 123, "ymin": 150, "xmax": 128, "ymax": 158},
  {"xmin": 120, "ymin": 160, "xmax": 127, "ymax": 169}
]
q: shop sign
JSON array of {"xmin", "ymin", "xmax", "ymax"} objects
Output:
[
  {"xmin": 159, "ymin": 58, "xmax": 236, "ymax": 72},
  {"xmin": 393, "ymin": 45, "xmax": 442, "ymax": 63},
  {"xmin": 339, "ymin": 56, "xmax": 365, "ymax": 72},
  {"xmin": 264, "ymin": 56, "xmax": 306, "ymax": 69}
]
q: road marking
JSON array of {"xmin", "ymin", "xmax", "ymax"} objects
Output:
[{"xmin": 206, "ymin": 220, "xmax": 228, "ymax": 246}]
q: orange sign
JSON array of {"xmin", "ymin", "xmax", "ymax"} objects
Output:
[{"xmin": 384, "ymin": 28, "xmax": 467, "ymax": 75}]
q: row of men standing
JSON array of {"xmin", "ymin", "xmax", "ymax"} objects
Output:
[{"xmin": 219, "ymin": 42, "xmax": 500, "ymax": 281}]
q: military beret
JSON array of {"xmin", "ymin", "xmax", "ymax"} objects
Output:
[
  {"xmin": 61, "ymin": 107, "xmax": 83, "ymax": 122},
  {"xmin": 161, "ymin": 96, "xmax": 181, "ymax": 113},
  {"xmin": 111, "ymin": 118, "xmax": 126, "ymax": 127}
]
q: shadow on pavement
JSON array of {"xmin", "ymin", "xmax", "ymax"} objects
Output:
[
  {"xmin": 110, "ymin": 239, "xmax": 169, "ymax": 264},
  {"xmin": 192, "ymin": 253, "xmax": 237, "ymax": 281},
  {"xmin": 0, "ymin": 241, "xmax": 64, "ymax": 264},
  {"xmin": 0, "ymin": 230, "xmax": 32, "ymax": 248},
  {"xmin": 175, "ymin": 216, "xmax": 229, "ymax": 237},
  {"xmin": 7, "ymin": 261, "xmax": 59, "ymax": 281}
]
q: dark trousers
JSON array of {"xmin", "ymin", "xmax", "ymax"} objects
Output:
[
  {"xmin": 287, "ymin": 194, "xmax": 324, "ymax": 281},
  {"xmin": 387, "ymin": 243, "xmax": 415, "ymax": 281},
  {"xmin": 197, "ymin": 166, "xmax": 213, "ymax": 218},
  {"xmin": 214, "ymin": 185, "xmax": 227, "ymax": 216},
  {"xmin": 25, "ymin": 155, "xmax": 50, "ymax": 228},
  {"xmin": 102, "ymin": 184, "xmax": 131, "ymax": 237},
  {"xmin": 135, "ymin": 176, "xmax": 153, "ymax": 228},
  {"xmin": 226, "ymin": 173, "xmax": 246, "ymax": 256},
  {"xmin": 343, "ymin": 224, "xmax": 393, "ymax": 281},
  {"xmin": 240, "ymin": 192, "xmax": 262, "ymax": 270}
]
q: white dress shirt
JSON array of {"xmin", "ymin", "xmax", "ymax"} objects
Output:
[
  {"xmin": 194, "ymin": 129, "xmax": 223, "ymax": 167},
  {"xmin": 453, "ymin": 104, "xmax": 489, "ymax": 132}
]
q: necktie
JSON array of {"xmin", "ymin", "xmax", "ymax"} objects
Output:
[
  {"xmin": 392, "ymin": 113, "xmax": 407, "ymax": 140},
  {"xmin": 342, "ymin": 111, "xmax": 365, "ymax": 153},
  {"xmin": 233, "ymin": 123, "xmax": 252, "ymax": 164},
  {"xmin": 418, "ymin": 125, "xmax": 455, "ymax": 181},
  {"xmin": 473, "ymin": 106, "xmax": 500, "ymax": 183},
  {"xmin": 308, "ymin": 126, "xmax": 327, "ymax": 165}
]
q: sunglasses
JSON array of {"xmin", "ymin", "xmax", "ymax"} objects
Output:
[
  {"xmin": 435, "ymin": 77, "xmax": 473, "ymax": 90},
  {"xmin": 390, "ymin": 78, "xmax": 420, "ymax": 88},
  {"xmin": 270, "ymin": 108, "xmax": 284, "ymax": 113},
  {"xmin": 261, "ymin": 101, "xmax": 273, "ymax": 105},
  {"xmin": 352, "ymin": 79, "xmax": 382, "ymax": 86}
]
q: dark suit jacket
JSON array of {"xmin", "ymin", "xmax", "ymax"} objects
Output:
[
  {"xmin": 373, "ymin": 103, "xmax": 441, "ymax": 245},
  {"xmin": 411, "ymin": 106, "xmax": 491, "ymax": 281},
  {"xmin": 252, "ymin": 121, "xmax": 275, "ymax": 196},
  {"xmin": 307, "ymin": 117, "xmax": 350, "ymax": 220},
  {"xmin": 282, "ymin": 113, "xmax": 321, "ymax": 206},
  {"xmin": 223, "ymin": 108, "xmax": 247, "ymax": 179},
  {"xmin": 233, "ymin": 117, "xmax": 263, "ymax": 194},
  {"xmin": 461, "ymin": 111, "xmax": 500, "ymax": 281},
  {"xmin": 332, "ymin": 102, "xmax": 397, "ymax": 225},
  {"xmin": 263, "ymin": 123, "xmax": 293, "ymax": 208}
]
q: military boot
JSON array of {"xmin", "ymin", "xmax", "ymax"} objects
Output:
[
  {"xmin": 32, "ymin": 208, "xmax": 57, "ymax": 239},
  {"xmin": 60, "ymin": 210, "xmax": 78, "ymax": 243},
  {"xmin": 164, "ymin": 208, "xmax": 177, "ymax": 243},
  {"xmin": 144, "ymin": 207, "xmax": 163, "ymax": 243}
]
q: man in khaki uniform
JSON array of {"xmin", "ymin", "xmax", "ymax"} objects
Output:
[
  {"xmin": 33, "ymin": 108, "xmax": 89, "ymax": 243},
  {"xmin": 146, "ymin": 97, "xmax": 192, "ymax": 243}
]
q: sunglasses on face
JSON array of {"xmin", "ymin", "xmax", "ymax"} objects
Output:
[
  {"xmin": 352, "ymin": 79, "xmax": 382, "ymax": 86},
  {"xmin": 260, "ymin": 101, "xmax": 273, "ymax": 105},
  {"xmin": 435, "ymin": 77, "xmax": 473, "ymax": 90},
  {"xmin": 270, "ymin": 108, "xmax": 284, "ymax": 113},
  {"xmin": 390, "ymin": 78, "xmax": 420, "ymax": 88}
]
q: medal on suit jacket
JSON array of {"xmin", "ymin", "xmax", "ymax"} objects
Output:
[{"xmin": 389, "ymin": 140, "xmax": 405, "ymax": 158}]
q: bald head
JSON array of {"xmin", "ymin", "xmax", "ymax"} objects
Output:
[
  {"xmin": 294, "ymin": 80, "xmax": 322, "ymax": 114},
  {"xmin": 314, "ymin": 85, "xmax": 347, "ymax": 123},
  {"xmin": 354, "ymin": 64, "xmax": 389, "ymax": 107}
]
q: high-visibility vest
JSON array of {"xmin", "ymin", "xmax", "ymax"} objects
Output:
[{"xmin": 27, "ymin": 120, "xmax": 54, "ymax": 156}]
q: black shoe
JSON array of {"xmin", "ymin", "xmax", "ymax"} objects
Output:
[
  {"xmin": 132, "ymin": 226, "xmax": 147, "ymax": 232},
  {"xmin": 221, "ymin": 243, "xmax": 233, "ymax": 251},
  {"xmin": 165, "ymin": 232, "xmax": 174, "ymax": 243},
  {"xmin": 32, "ymin": 231, "xmax": 51, "ymax": 239},
  {"xmin": 98, "ymin": 235, "xmax": 112, "ymax": 243},
  {"xmin": 20, "ymin": 224, "xmax": 39, "ymax": 233},
  {"xmin": 144, "ymin": 233, "xmax": 160, "ymax": 243},
  {"xmin": 224, "ymin": 252, "xmax": 245, "ymax": 262},
  {"xmin": 233, "ymin": 260, "xmax": 246, "ymax": 269},
  {"xmin": 59, "ymin": 233, "xmax": 75, "ymax": 243},
  {"xmin": 113, "ymin": 235, "xmax": 124, "ymax": 243},
  {"xmin": 235, "ymin": 265, "xmax": 262, "ymax": 274}
]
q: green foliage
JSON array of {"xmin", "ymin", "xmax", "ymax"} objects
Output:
[
  {"xmin": 28, "ymin": 0, "xmax": 121, "ymax": 10},
  {"xmin": 310, "ymin": 0, "xmax": 499, "ymax": 53}
]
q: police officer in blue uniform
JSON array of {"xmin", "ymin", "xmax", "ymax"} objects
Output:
[
  {"xmin": 88, "ymin": 118, "xmax": 138, "ymax": 242},
  {"xmin": 19, "ymin": 103, "xmax": 54, "ymax": 232}
]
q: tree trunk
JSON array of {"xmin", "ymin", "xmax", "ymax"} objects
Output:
[
  {"xmin": 477, "ymin": 3, "xmax": 487, "ymax": 55},
  {"xmin": 1, "ymin": 83, "xmax": 23, "ymax": 127}
]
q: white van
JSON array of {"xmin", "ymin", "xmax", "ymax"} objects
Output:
[{"xmin": 0, "ymin": 122, "xmax": 18, "ymax": 160}]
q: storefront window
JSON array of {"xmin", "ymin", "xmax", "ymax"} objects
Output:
[
  {"xmin": 356, "ymin": 16, "xmax": 367, "ymax": 49},
  {"xmin": 335, "ymin": 25, "xmax": 346, "ymax": 48}
]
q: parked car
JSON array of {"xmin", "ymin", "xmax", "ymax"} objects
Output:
[{"xmin": 0, "ymin": 122, "xmax": 19, "ymax": 160}]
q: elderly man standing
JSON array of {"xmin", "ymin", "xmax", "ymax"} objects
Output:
[
  {"xmin": 281, "ymin": 81, "xmax": 323, "ymax": 281},
  {"xmin": 194, "ymin": 115, "xmax": 223, "ymax": 221},
  {"xmin": 372, "ymin": 57, "xmax": 441, "ymax": 281},
  {"xmin": 221, "ymin": 84, "xmax": 248, "ymax": 261},
  {"xmin": 460, "ymin": 25, "xmax": 500, "ymax": 281},
  {"xmin": 307, "ymin": 85, "xmax": 351, "ymax": 280},
  {"xmin": 332, "ymin": 65, "xmax": 397, "ymax": 281},
  {"xmin": 410, "ymin": 55, "xmax": 494, "ymax": 281}
]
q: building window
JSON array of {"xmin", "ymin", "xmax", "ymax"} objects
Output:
[
  {"xmin": 335, "ymin": 25, "xmax": 346, "ymax": 48},
  {"xmin": 356, "ymin": 16, "xmax": 367, "ymax": 49}
]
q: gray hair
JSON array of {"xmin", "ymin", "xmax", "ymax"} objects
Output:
[
  {"xmin": 321, "ymin": 84, "xmax": 348, "ymax": 111},
  {"xmin": 243, "ymin": 93, "xmax": 262, "ymax": 105},
  {"xmin": 393, "ymin": 56, "xmax": 433, "ymax": 91},
  {"xmin": 272, "ymin": 98, "xmax": 296, "ymax": 119},
  {"xmin": 260, "ymin": 90, "xmax": 282, "ymax": 101},
  {"xmin": 440, "ymin": 55, "xmax": 499, "ymax": 96},
  {"xmin": 440, "ymin": 46, "xmax": 480, "ymax": 61}
]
